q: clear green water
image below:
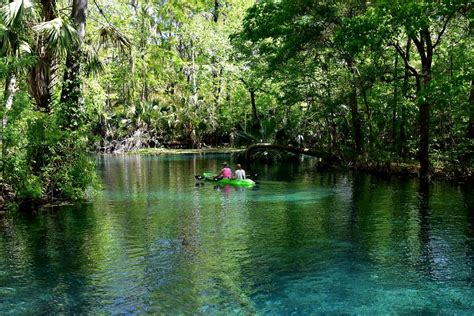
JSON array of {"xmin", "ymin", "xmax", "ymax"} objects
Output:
[{"xmin": 1, "ymin": 154, "xmax": 473, "ymax": 314}]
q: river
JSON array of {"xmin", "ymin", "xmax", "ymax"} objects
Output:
[{"xmin": 0, "ymin": 153, "xmax": 473, "ymax": 314}]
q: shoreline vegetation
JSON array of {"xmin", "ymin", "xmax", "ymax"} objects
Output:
[
  {"xmin": 1, "ymin": 146, "xmax": 471, "ymax": 211},
  {"xmin": 142, "ymin": 146, "xmax": 472, "ymax": 184},
  {"xmin": 126, "ymin": 146, "xmax": 473, "ymax": 182},
  {"xmin": 1, "ymin": 1, "xmax": 472, "ymax": 210}
]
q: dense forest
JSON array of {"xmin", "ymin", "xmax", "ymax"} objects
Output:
[{"xmin": 0, "ymin": 0, "xmax": 472, "ymax": 204}]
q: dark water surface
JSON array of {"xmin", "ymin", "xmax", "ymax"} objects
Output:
[{"xmin": 1, "ymin": 154, "xmax": 473, "ymax": 314}]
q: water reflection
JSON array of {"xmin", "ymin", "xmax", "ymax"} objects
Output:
[
  {"xmin": 0, "ymin": 155, "xmax": 473, "ymax": 314},
  {"xmin": 462, "ymin": 185, "xmax": 474, "ymax": 287}
]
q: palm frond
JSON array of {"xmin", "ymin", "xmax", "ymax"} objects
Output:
[
  {"xmin": 235, "ymin": 130, "xmax": 258, "ymax": 144},
  {"xmin": 0, "ymin": 0, "xmax": 33, "ymax": 28},
  {"xmin": 83, "ymin": 45, "xmax": 104, "ymax": 77},
  {"xmin": 18, "ymin": 39, "xmax": 30, "ymax": 54},
  {"xmin": 32, "ymin": 17, "xmax": 79, "ymax": 55},
  {"xmin": 98, "ymin": 26, "xmax": 131, "ymax": 53},
  {"xmin": 0, "ymin": 26, "xmax": 12, "ymax": 56}
]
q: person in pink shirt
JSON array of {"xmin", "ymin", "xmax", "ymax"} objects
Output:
[{"xmin": 215, "ymin": 162, "xmax": 232, "ymax": 181}]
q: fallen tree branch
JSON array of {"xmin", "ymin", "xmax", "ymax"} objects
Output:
[{"xmin": 243, "ymin": 143, "xmax": 338, "ymax": 161}]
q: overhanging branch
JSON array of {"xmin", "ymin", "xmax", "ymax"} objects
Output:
[
  {"xmin": 244, "ymin": 143, "xmax": 337, "ymax": 161},
  {"xmin": 392, "ymin": 43, "xmax": 418, "ymax": 77}
]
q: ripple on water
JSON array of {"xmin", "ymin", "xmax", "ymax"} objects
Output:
[{"xmin": 1, "ymin": 156, "xmax": 473, "ymax": 314}]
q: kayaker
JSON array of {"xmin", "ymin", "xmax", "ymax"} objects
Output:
[
  {"xmin": 234, "ymin": 164, "xmax": 246, "ymax": 180},
  {"xmin": 215, "ymin": 162, "xmax": 232, "ymax": 181}
]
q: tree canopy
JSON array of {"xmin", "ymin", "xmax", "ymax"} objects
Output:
[{"xmin": 0, "ymin": 0, "xmax": 472, "ymax": 204}]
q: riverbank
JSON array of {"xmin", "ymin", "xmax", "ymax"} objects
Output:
[
  {"xmin": 348, "ymin": 160, "xmax": 473, "ymax": 183},
  {"xmin": 128, "ymin": 147, "xmax": 473, "ymax": 183},
  {"xmin": 2, "ymin": 147, "xmax": 471, "ymax": 211},
  {"xmin": 128, "ymin": 147, "xmax": 243, "ymax": 155}
]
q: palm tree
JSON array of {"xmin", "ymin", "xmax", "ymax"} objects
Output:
[
  {"xmin": 29, "ymin": 0, "xmax": 78, "ymax": 112},
  {"xmin": 0, "ymin": 0, "xmax": 77, "ymax": 176},
  {"xmin": 0, "ymin": 0, "xmax": 78, "ymax": 113},
  {"xmin": 1, "ymin": 0, "xmax": 129, "ymax": 124},
  {"xmin": 0, "ymin": 0, "xmax": 34, "ymax": 112},
  {"xmin": 59, "ymin": 0, "xmax": 87, "ymax": 129},
  {"xmin": 60, "ymin": 0, "xmax": 132, "ymax": 129},
  {"xmin": 0, "ymin": 0, "xmax": 35, "ymax": 176}
]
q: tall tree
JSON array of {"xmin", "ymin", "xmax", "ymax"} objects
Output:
[
  {"xmin": 28, "ymin": 0, "xmax": 56, "ymax": 112},
  {"xmin": 239, "ymin": 0, "xmax": 370, "ymax": 153},
  {"xmin": 468, "ymin": 79, "xmax": 474, "ymax": 139},
  {"xmin": 383, "ymin": 0, "xmax": 466, "ymax": 177},
  {"xmin": 60, "ymin": 0, "xmax": 88, "ymax": 127}
]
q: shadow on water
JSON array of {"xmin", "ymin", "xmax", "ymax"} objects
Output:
[
  {"xmin": 0, "ymin": 203, "xmax": 101, "ymax": 313},
  {"xmin": 461, "ymin": 184, "xmax": 474, "ymax": 285}
]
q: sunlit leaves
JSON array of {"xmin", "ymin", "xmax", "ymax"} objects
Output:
[
  {"xmin": 83, "ymin": 45, "xmax": 105, "ymax": 77},
  {"xmin": 0, "ymin": 0, "xmax": 35, "ymax": 56},
  {"xmin": 32, "ymin": 18, "xmax": 79, "ymax": 55},
  {"xmin": 0, "ymin": 0, "xmax": 34, "ymax": 29}
]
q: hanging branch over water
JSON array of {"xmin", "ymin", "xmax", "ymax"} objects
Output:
[{"xmin": 243, "ymin": 143, "xmax": 338, "ymax": 162}]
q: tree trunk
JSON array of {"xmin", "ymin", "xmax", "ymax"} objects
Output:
[
  {"xmin": 141, "ymin": 71, "xmax": 148, "ymax": 102},
  {"xmin": 419, "ymin": 98, "xmax": 430, "ymax": 177},
  {"xmin": 323, "ymin": 64, "xmax": 337, "ymax": 150},
  {"xmin": 213, "ymin": 0, "xmax": 219, "ymax": 23},
  {"xmin": 60, "ymin": 0, "xmax": 88, "ymax": 118},
  {"xmin": 468, "ymin": 79, "xmax": 474, "ymax": 139},
  {"xmin": 129, "ymin": 56, "xmax": 135, "ymax": 108},
  {"xmin": 346, "ymin": 57, "xmax": 362, "ymax": 154},
  {"xmin": 140, "ymin": 5, "xmax": 148, "ymax": 103},
  {"xmin": 28, "ymin": 0, "xmax": 56, "ymax": 113},
  {"xmin": 412, "ymin": 30, "xmax": 433, "ymax": 178},
  {"xmin": 392, "ymin": 53, "xmax": 398, "ymax": 144},
  {"xmin": 244, "ymin": 143, "xmax": 335, "ymax": 161},
  {"xmin": 362, "ymin": 87, "xmax": 371, "ymax": 148},
  {"xmin": 250, "ymin": 89, "xmax": 260, "ymax": 123},
  {"xmin": 399, "ymin": 38, "xmax": 411, "ymax": 157},
  {"xmin": 4, "ymin": 73, "xmax": 17, "ymax": 116},
  {"xmin": 468, "ymin": 17, "xmax": 474, "ymax": 139},
  {"xmin": 1, "ymin": 0, "xmax": 19, "ymax": 177},
  {"xmin": 213, "ymin": 67, "xmax": 223, "ymax": 110},
  {"xmin": 1, "ymin": 73, "xmax": 17, "ymax": 177},
  {"xmin": 349, "ymin": 87, "xmax": 362, "ymax": 154},
  {"xmin": 190, "ymin": 40, "xmax": 198, "ymax": 107}
]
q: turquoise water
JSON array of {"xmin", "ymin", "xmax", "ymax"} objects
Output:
[{"xmin": 0, "ymin": 154, "xmax": 473, "ymax": 314}]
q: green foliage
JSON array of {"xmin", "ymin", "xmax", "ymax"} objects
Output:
[
  {"xmin": 1, "ymin": 93, "xmax": 100, "ymax": 202},
  {"xmin": 233, "ymin": 0, "xmax": 472, "ymax": 171},
  {"xmin": 78, "ymin": 0, "xmax": 471, "ymax": 175},
  {"xmin": 0, "ymin": 0, "xmax": 34, "ymax": 29},
  {"xmin": 0, "ymin": 0, "xmax": 472, "ymax": 209},
  {"xmin": 32, "ymin": 18, "xmax": 79, "ymax": 55}
]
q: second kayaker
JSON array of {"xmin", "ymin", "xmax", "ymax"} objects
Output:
[{"xmin": 234, "ymin": 164, "xmax": 246, "ymax": 180}]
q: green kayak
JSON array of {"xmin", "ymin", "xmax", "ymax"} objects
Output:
[{"xmin": 202, "ymin": 172, "xmax": 256, "ymax": 187}]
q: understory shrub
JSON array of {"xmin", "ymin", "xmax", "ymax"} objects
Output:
[{"xmin": 1, "ymin": 94, "xmax": 100, "ymax": 203}]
